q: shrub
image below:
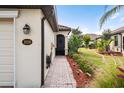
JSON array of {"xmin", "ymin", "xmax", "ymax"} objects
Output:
[
  {"xmin": 79, "ymin": 60, "xmax": 93, "ymax": 74},
  {"xmin": 68, "ymin": 34, "xmax": 82, "ymax": 56},
  {"xmin": 68, "ymin": 51, "xmax": 75, "ymax": 58},
  {"xmin": 97, "ymin": 47, "xmax": 105, "ymax": 52},
  {"xmin": 72, "ymin": 53, "xmax": 93, "ymax": 74},
  {"xmin": 72, "ymin": 54, "xmax": 80, "ymax": 60},
  {"xmin": 96, "ymin": 29, "xmax": 113, "ymax": 52},
  {"xmin": 96, "ymin": 39, "xmax": 105, "ymax": 52}
]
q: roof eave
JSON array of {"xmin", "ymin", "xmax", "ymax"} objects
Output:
[{"xmin": 0, "ymin": 5, "xmax": 59, "ymax": 32}]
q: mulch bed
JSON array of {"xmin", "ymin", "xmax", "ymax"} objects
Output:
[
  {"xmin": 66, "ymin": 56, "xmax": 91, "ymax": 88},
  {"xmin": 99, "ymin": 51, "xmax": 123, "ymax": 56}
]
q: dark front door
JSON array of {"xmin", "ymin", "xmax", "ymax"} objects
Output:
[{"xmin": 56, "ymin": 34, "xmax": 65, "ymax": 55}]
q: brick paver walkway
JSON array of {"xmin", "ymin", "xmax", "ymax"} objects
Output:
[{"xmin": 43, "ymin": 56, "xmax": 76, "ymax": 88}]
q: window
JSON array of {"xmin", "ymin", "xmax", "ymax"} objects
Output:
[{"xmin": 114, "ymin": 35, "xmax": 118, "ymax": 46}]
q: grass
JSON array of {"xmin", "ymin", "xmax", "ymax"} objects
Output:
[
  {"xmin": 78, "ymin": 48, "xmax": 103, "ymax": 67},
  {"xmin": 78, "ymin": 48, "xmax": 124, "ymax": 88}
]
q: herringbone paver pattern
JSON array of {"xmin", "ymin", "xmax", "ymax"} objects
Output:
[{"xmin": 43, "ymin": 56, "xmax": 76, "ymax": 88}]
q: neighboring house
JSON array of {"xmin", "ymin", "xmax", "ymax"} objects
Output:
[
  {"xmin": 110, "ymin": 26, "xmax": 124, "ymax": 55},
  {"xmin": 0, "ymin": 5, "xmax": 71, "ymax": 88}
]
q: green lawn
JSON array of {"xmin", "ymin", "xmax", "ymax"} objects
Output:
[
  {"xmin": 78, "ymin": 48, "xmax": 124, "ymax": 88},
  {"xmin": 78, "ymin": 48, "xmax": 103, "ymax": 67},
  {"xmin": 78, "ymin": 48, "xmax": 124, "ymax": 66}
]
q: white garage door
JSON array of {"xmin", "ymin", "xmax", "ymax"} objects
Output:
[{"xmin": 0, "ymin": 18, "xmax": 14, "ymax": 87}]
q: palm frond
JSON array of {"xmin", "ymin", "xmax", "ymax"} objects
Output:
[
  {"xmin": 100, "ymin": 5, "xmax": 124, "ymax": 29},
  {"xmin": 104, "ymin": 5, "xmax": 108, "ymax": 13}
]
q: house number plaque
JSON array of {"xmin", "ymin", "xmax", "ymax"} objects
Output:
[{"xmin": 22, "ymin": 39, "xmax": 32, "ymax": 45}]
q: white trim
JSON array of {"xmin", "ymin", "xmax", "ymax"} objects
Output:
[
  {"xmin": 13, "ymin": 17, "xmax": 16, "ymax": 88},
  {"xmin": 0, "ymin": 11, "xmax": 18, "ymax": 18}
]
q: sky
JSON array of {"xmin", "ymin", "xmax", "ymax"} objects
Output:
[{"xmin": 56, "ymin": 5, "xmax": 124, "ymax": 35}]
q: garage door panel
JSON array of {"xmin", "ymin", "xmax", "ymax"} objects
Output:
[
  {"xmin": 0, "ymin": 19, "xmax": 14, "ymax": 87},
  {"xmin": 0, "ymin": 82, "xmax": 14, "ymax": 86},
  {"xmin": 0, "ymin": 49, "xmax": 13, "ymax": 56},
  {"xmin": 0, "ymin": 65, "xmax": 13, "ymax": 72},
  {"xmin": 0, "ymin": 40, "xmax": 13, "ymax": 47},
  {"xmin": 0, "ymin": 32, "xmax": 13, "ymax": 39},
  {"xmin": 0, "ymin": 20, "xmax": 13, "ymax": 32},
  {"xmin": 0, "ymin": 57, "xmax": 13, "ymax": 65},
  {"xmin": 0, "ymin": 73, "xmax": 14, "ymax": 82}
]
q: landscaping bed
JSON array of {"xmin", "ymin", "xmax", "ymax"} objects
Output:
[
  {"xmin": 99, "ymin": 51, "xmax": 123, "ymax": 56},
  {"xmin": 67, "ymin": 47, "xmax": 124, "ymax": 87},
  {"xmin": 66, "ymin": 56, "xmax": 91, "ymax": 88},
  {"xmin": 78, "ymin": 48, "xmax": 124, "ymax": 88}
]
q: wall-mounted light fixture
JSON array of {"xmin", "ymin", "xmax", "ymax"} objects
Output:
[{"xmin": 23, "ymin": 24, "xmax": 31, "ymax": 34}]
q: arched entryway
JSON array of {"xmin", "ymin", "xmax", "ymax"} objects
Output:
[{"xmin": 56, "ymin": 34, "xmax": 65, "ymax": 55}]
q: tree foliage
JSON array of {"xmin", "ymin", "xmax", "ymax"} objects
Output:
[
  {"xmin": 83, "ymin": 35, "xmax": 91, "ymax": 48},
  {"xmin": 71, "ymin": 27, "xmax": 82, "ymax": 36},
  {"xmin": 97, "ymin": 29, "xmax": 113, "ymax": 52},
  {"xmin": 68, "ymin": 27, "xmax": 82, "ymax": 57},
  {"xmin": 101, "ymin": 29, "xmax": 111, "ymax": 40},
  {"xmin": 100, "ymin": 5, "xmax": 124, "ymax": 29},
  {"xmin": 68, "ymin": 34, "xmax": 82, "ymax": 56}
]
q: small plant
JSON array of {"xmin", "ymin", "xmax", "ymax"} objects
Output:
[
  {"xmin": 79, "ymin": 60, "xmax": 93, "ymax": 74},
  {"xmin": 96, "ymin": 39, "xmax": 105, "ymax": 52}
]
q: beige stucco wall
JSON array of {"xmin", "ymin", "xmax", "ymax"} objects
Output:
[
  {"xmin": 55, "ymin": 31, "xmax": 70, "ymax": 55},
  {"xmin": 0, "ymin": 9, "xmax": 56, "ymax": 88},
  {"xmin": 44, "ymin": 19, "xmax": 55, "ymax": 78},
  {"xmin": 15, "ymin": 9, "xmax": 42, "ymax": 88},
  {"xmin": 16, "ymin": 9, "xmax": 56, "ymax": 87}
]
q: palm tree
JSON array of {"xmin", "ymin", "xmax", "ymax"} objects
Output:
[
  {"xmin": 100, "ymin": 5, "xmax": 124, "ymax": 29},
  {"xmin": 72, "ymin": 27, "xmax": 82, "ymax": 36}
]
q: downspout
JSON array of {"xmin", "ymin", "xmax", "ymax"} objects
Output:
[{"xmin": 41, "ymin": 17, "xmax": 46, "ymax": 86}]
